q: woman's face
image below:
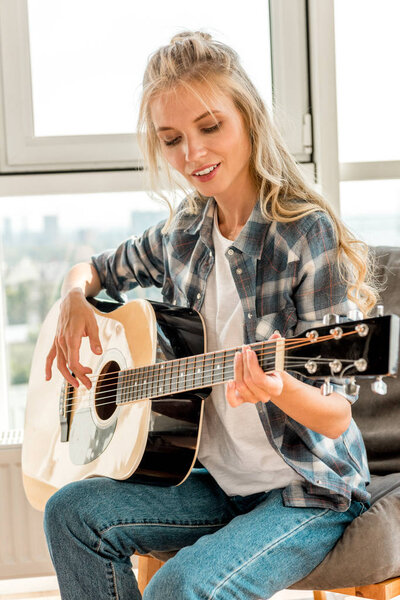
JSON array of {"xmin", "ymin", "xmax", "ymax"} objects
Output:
[{"xmin": 150, "ymin": 82, "xmax": 255, "ymax": 205}]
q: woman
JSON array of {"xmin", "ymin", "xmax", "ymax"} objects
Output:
[{"xmin": 44, "ymin": 31, "xmax": 376, "ymax": 600}]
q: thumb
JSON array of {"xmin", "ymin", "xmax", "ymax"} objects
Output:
[{"xmin": 269, "ymin": 330, "xmax": 281, "ymax": 340}]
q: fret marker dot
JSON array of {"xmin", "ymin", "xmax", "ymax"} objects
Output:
[{"xmin": 217, "ymin": 365, "xmax": 220, "ymax": 369}]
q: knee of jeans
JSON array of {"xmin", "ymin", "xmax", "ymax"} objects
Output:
[
  {"xmin": 44, "ymin": 482, "xmax": 86, "ymax": 540},
  {"xmin": 143, "ymin": 560, "xmax": 199, "ymax": 600}
]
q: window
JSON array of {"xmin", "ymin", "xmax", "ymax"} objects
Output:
[
  {"xmin": 334, "ymin": 0, "xmax": 400, "ymax": 244},
  {"xmin": 0, "ymin": 0, "xmax": 313, "ymax": 432},
  {"xmin": 1, "ymin": 192, "xmax": 168, "ymax": 429},
  {"xmin": 0, "ymin": 0, "xmax": 311, "ymax": 173}
]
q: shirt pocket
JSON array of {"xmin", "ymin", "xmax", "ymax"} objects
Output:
[{"xmin": 255, "ymin": 306, "xmax": 297, "ymax": 341}]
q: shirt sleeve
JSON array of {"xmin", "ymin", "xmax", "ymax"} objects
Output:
[
  {"xmin": 290, "ymin": 213, "xmax": 359, "ymax": 403},
  {"xmin": 91, "ymin": 219, "xmax": 166, "ymax": 302}
]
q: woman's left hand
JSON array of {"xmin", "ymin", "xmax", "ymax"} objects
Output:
[{"xmin": 226, "ymin": 334, "xmax": 283, "ymax": 407}]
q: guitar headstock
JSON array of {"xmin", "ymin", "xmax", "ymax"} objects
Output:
[{"xmin": 286, "ymin": 315, "xmax": 399, "ymax": 389}]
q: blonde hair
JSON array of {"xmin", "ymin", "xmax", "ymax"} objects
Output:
[{"xmin": 137, "ymin": 31, "xmax": 378, "ymax": 314}]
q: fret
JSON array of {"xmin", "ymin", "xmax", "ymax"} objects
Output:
[
  {"xmin": 166, "ymin": 360, "xmax": 173, "ymax": 395},
  {"xmin": 177, "ymin": 357, "xmax": 186, "ymax": 392},
  {"xmin": 225, "ymin": 349, "xmax": 237, "ymax": 382},
  {"xmin": 144, "ymin": 365, "xmax": 151, "ymax": 399},
  {"xmin": 151, "ymin": 363, "xmax": 158, "ymax": 399},
  {"xmin": 213, "ymin": 351, "xmax": 225, "ymax": 384},
  {"xmin": 130, "ymin": 369, "xmax": 138, "ymax": 402},
  {"xmin": 138, "ymin": 367, "xmax": 146, "ymax": 398},
  {"xmin": 154, "ymin": 363, "xmax": 162, "ymax": 397},
  {"xmin": 201, "ymin": 354, "xmax": 206, "ymax": 388},
  {"xmin": 170, "ymin": 360, "xmax": 180, "ymax": 394},
  {"xmin": 126, "ymin": 370, "xmax": 133, "ymax": 403},
  {"xmin": 193, "ymin": 354, "xmax": 203, "ymax": 389},
  {"xmin": 186, "ymin": 355, "xmax": 195, "ymax": 390},
  {"xmin": 121, "ymin": 371, "xmax": 127, "ymax": 404},
  {"xmin": 258, "ymin": 341, "xmax": 274, "ymax": 373}
]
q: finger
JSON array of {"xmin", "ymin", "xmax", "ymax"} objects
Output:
[
  {"xmin": 247, "ymin": 350, "xmax": 283, "ymax": 397},
  {"xmin": 234, "ymin": 349, "xmax": 256, "ymax": 404},
  {"xmin": 56, "ymin": 346, "xmax": 79, "ymax": 388},
  {"xmin": 243, "ymin": 348, "xmax": 267, "ymax": 401},
  {"xmin": 65, "ymin": 336, "xmax": 93, "ymax": 389},
  {"xmin": 226, "ymin": 380, "xmax": 244, "ymax": 408},
  {"xmin": 86, "ymin": 317, "xmax": 102, "ymax": 355},
  {"xmin": 45, "ymin": 343, "xmax": 57, "ymax": 380}
]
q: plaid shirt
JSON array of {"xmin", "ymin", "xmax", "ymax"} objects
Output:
[{"xmin": 92, "ymin": 197, "xmax": 370, "ymax": 512}]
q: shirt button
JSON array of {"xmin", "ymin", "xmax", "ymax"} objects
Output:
[
  {"xmin": 316, "ymin": 479, "xmax": 322, "ymax": 485},
  {"xmin": 172, "ymin": 300, "xmax": 177, "ymax": 306},
  {"xmin": 236, "ymin": 268, "xmax": 243, "ymax": 275},
  {"xmin": 209, "ymin": 251, "xmax": 212, "ymax": 258},
  {"xmin": 227, "ymin": 248, "xmax": 234, "ymax": 256},
  {"xmin": 247, "ymin": 313, "xmax": 252, "ymax": 319},
  {"xmin": 196, "ymin": 293, "xmax": 201, "ymax": 299}
]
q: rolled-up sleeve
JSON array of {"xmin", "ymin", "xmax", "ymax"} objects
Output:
[{"xmin": 91, "ymin": 219, "xmax": 166, "ymax": 302}]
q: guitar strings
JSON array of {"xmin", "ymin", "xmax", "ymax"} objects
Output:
[
  {"xmin": 61, "ymin": 331, "xmax": 353, "ymax": 389},
  {"xmin": 60, "ymin": 332, "xmax": 358, "ymax": 417},
  {"xmin": 59, "ymin": 332, "xmax": 354, "ymax": 405},
  {"xmin": 60, "ymin": 356, "xmax": 352, "ymax": 417}
]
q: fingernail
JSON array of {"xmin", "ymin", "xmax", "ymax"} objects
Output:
[{"xmin": 96, "ymin": 346, "xmax": 102, "ymax": 353}]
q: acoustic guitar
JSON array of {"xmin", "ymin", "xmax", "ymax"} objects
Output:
[{"xmin": 22, "ymin": 297, "xmax": 399, "ymax": 511}]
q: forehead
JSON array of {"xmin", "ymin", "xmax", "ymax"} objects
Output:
[{"xmin": 150, "ymin": 82, "xmax": 237, "ymax": 128}]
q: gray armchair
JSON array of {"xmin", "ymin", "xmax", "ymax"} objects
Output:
[
  {"xmin": 137, "ymin": 246, "xmax": 400, "ymax": 597},
  {"xmin": 292, "ymin": 245, "xmax": 400, "ymax": 592}
]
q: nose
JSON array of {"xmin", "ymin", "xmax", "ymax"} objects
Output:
[{"xmin": 183, "ymin": 134, "xmax": 207, "ymax": 163}]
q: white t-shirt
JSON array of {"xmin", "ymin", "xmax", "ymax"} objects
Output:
[{"xmin": 197, "ymin": 209, "xmax": 304, "ymax": 496}]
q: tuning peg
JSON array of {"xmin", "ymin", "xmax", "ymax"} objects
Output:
[
  {"xmin": 345, "ymin": 377, "xmax": 360, "ymax": 396},
  {"xmin": 323, "ymin": 313, "xmax": 340, "ymax": 325},
  {"xmin": 347, "ymin": 309, "xmax": 364, "ymax": 321},
  {"xmin": 371, "ymin": 376, "xmax": 387, "ymax": 395},
  {"xmin": 376, "ymin": 304, "xmax": 384, "ymax": 317},
  {"xmin": 321, "ymin": 377, "xmax": 333, "ymax": 396}
]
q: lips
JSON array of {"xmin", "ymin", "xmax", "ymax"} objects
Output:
[
  {"xmin": 190, "ymin": 162, "xmax": 221, "ymax": 182},
  {"xmin": 191, "ymin": 162, "xmax": 220, "ymax": 176}
]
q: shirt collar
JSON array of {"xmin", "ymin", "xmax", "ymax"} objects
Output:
[{"xmin": 185, "ymin": 197, "xmax": 270, "ymax": 259}]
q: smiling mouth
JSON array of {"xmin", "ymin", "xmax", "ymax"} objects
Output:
[{"xmin": 192, "ymin": 163, "xmax": 221, "ymax": 177}]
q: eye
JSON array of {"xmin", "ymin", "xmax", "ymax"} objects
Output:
[
  {"xmin": 164, "ymin": 136, "xmax": 180, "ymax": 147},
  {"xmin": 203, "ymin": 122, "xmax": 221, "ymax": 134}
]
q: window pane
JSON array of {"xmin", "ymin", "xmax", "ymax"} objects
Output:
[
  {"xmin": 0, "ymin": 192, "xmax": 168, "ymax": 429},
  {"xmin": 334, "ymin": 0, "xmax": 400, "ymax": 162},
  {"xmin": 27, "ymin": 0, "xmax": 272, "ymax": 137},
  {"xmin": 340, "ymin": 179, "xmax": 400, "ymax": 246}
]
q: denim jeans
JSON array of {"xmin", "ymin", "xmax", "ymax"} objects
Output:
[{"xmin": 44, "ymin": 469, "xmax": 367, "ymax": 600}]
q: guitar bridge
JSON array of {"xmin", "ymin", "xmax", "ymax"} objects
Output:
[{"xmin": 59, "ymin": 378, "xmax": 74, "ymax": 442}]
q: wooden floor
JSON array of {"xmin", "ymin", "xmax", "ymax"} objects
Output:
[{"xmin": 0, "ymin": 576, "xmax": 315, "ymax": 600}]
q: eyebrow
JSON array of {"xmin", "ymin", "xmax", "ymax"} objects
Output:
[{"xmin": 156, "ymin": 110, "xmax": 222, "ymax": 132}]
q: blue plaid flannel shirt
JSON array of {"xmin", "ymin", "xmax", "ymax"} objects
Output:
[{"xmin": 92, "ymin": 197, "xmax": 370, "ymax": 512}]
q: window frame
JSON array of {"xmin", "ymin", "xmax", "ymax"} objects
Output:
[
  {"xmin": 0, "ymin": 0, "xmax": 314, "ymax": 431},
  {"xmin": 0, "ymin": 0, "xmax": 313, "ymax": 175}
]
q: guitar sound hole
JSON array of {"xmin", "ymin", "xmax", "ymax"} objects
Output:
[{"xmin": 95, "ymin": 360, "xmax": 120, "ymax": 421}]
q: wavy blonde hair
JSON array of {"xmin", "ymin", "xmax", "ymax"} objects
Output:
[{"xmin": 137, "ymin": 31, "xmax": 378, "ymax": 314}]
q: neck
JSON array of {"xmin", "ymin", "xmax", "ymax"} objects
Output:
[{"xmin": 216, "ymin": 198, "xmax": 257, "ymax": 240}]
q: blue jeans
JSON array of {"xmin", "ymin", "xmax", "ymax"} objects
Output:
[{"xmin": 44, "ymin": 469, "xmax": 366, "ymax": 600}]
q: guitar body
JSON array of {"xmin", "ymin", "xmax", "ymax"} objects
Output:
[{"xmin": 22, "ymin": 299, "xmax": 209, "ymax": 511}]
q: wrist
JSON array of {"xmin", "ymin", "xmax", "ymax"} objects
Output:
[{"xmin": 61, "ymin": 286, "xmax": 86, "ymax": 301}]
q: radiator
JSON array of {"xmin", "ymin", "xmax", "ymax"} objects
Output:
[{"xmin": 0, "ymin": 433, "xmax": 54, "ymax": 579}]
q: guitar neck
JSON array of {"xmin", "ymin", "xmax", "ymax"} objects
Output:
[{"xmin": 116, "ymin": 339, "xmax": 282, "ymax": 405}]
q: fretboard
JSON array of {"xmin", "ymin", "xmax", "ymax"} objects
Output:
[{"xmin": 116, "ymin": 339, "xmax": 280, "ymax": 405}]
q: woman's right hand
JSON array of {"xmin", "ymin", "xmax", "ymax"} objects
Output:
[{"xmin": 45, "ymin": 289, "xmax": 103, "ymax": 389}]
